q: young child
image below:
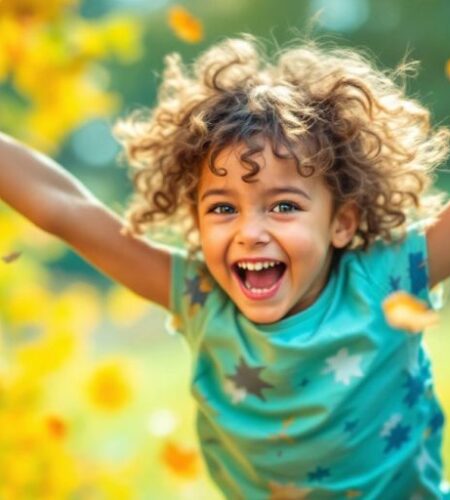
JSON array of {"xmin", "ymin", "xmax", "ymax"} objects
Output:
[{"xmin": 1, "ymin": 35, "xmax": 450, "ymax": 499}]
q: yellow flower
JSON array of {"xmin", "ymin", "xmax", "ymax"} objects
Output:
[
  {"xmin": 382, "ymin": 291, "xmax": 439, "ymax": 333},
  {"xmin": 0, "ymin": 0, "xmax": 78, "ymax": 22},
  {"xmin": 24, "ymin": 74, "xmax": 118, "ymax": 151},
  {"xmin": 86, "ymin": 358, "xmax": 133, "ymax": 412},
  {"xmin": 168, "ymin": 6, "xmax": 203, "ymax": 44},
  {"xmin": 6, "ymin": 282, "xmax": 52, "ymax": 327},
  {"xmin": 101, "ymin": 16, "xmax": 143, "ymax": 62},
  {"xmin": 16, "ymin": 327, "xmax": 76, "ymax": 377}
]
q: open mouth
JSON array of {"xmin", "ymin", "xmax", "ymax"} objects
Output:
[{"xmin": 232, "ymin": 261, "xmax": 287, "ymax": 297}]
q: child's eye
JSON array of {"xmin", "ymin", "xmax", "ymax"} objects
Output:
[
  {"xmin": 272, "ymin": 201, "xmax": 300, "ymax": 213},
  {"xmin": 208, "ymin": 204, "xmax": 236, "ymax": 214}
]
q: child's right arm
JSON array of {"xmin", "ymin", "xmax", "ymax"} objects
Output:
[{"xmin": 0, "ymin": 132, "xmax": 171, "ymax": 309}]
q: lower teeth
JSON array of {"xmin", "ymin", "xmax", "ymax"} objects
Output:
[{"xmin": 244, "ymin": 281, "xmax": 273, "ymax": 294}]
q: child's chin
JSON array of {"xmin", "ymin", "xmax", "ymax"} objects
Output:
[{"xmin": 239, "ymin": 305, "xmax": 286, "ymax": 325}]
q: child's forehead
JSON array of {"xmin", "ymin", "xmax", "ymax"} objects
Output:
[
  {"xmin": 199, "ymin": 139, "xmax": 316, "ymax": 186},
  {"xmin": 197, "ymin": 140, "xmax": 328, "ymax": 200}
]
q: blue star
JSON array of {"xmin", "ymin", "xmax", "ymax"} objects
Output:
[
  {"xmin": 402, "ymin": 365, "xmax": 429, "ymax": 407},
  {"xmin": 389, "ymin": 275, "xmax": 401, "ymax": 291},
  {"xmin": 298, "ymin": 377, "xmax": 310, "ymax": 388},
  {"xmin": 307, "ymin": 466, "xmax": 330, "ymax": 482},
  {"xmin": 408, "ymin": 251, "xmax": 427, "ymax": 295},
  {"xmin": 428, "ymin": 409, "xmax": 444, "ymax": 435},
  {"xmin": 185, "ymin": 276, "xmax": 209, "ymax": 307},
  {"xmin": 344, "ymin": 420, "xmax": 358, "ymax": 433},
  {"xmin": 384, "ymin": 422, "xmax": 411, "ymax": 454}
]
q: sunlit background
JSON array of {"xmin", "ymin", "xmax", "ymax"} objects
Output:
[{"xmin": 0, "ymin": 0, "xmax": 449, "ymax": 497}]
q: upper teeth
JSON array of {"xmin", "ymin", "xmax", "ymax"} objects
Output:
[{"xmin": 236, "ymin": 261, "xmax": 281, "ymax": 271}]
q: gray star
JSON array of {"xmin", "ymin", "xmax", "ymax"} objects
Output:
[{"xmin": 227, "ymin": 357, "xmax": 274, "ymax": 401}]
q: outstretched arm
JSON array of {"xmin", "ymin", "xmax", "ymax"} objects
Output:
[
  {"xmin": 426, "ymin": 201, "xmax": 450, "ymax": 288},
  {"xmin": 0, "ymin": 132, "xmax": 171, "ymax": 309}
]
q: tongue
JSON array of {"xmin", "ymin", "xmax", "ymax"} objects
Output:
[{"xmin": 245, "ymin": 266, "xmax": 283, "ymax": 289}]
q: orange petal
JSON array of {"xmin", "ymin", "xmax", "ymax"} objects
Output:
[
  {"xmin": 45, "ymin": 415, "xmax": 68, "ymax": 440},
  {"xmin": 382, "ymin": 291, "xmax": 439, "ymax": 333},
  {"xmin": 168, "ymin": 6, "xmax": 203, "ymax": 44},
  {"xmin": 160, "ymin": 440, "xmax": 201, "ymax": 479}
]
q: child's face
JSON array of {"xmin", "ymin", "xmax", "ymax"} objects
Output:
[{"xmin": 196, "ymin": 140, "xmax": 356, "ymax": 324}]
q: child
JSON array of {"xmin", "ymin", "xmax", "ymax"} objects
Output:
[{"xmin": 1, "ymin": 35, "xmax": 450, "ymax": 499}]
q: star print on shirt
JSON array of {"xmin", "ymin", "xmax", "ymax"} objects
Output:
[
  {"xmin": 223, "ymin": 379, "xmax": 247, "ymax": 404},
  {"xmin": 344, "ymin": 419, "xmax": 358, "ymax": 433},
  {"xmin": 268, "ymin": 481, "xmax": 311, "ymax": 499},
  {"xmin": 322, "ymin": 348, "xmax": 364, "ymax": 386},
  {"xmin": 380, "ymin": 414, "xmax": 411, "ymax": 454},
  {"xmin": 380, "ymin": 414, "xmax": 402, "ymax": 436},
  {"xmin": 185, "ymin": 275, "xmax": 209, "ymax": 308},
  {"xmin": 296, "ymin": 377, "xmax": 310, "ymax": 389},
  {"xmin": 402, "ymin": 364, "xmax": 430, "ymax": 408},
  {"xmin": 226, "ymin": 357, "xmax": 274, "ymax": 402},
  {"xmin": 307, "ymin": 466, "xmax": 330, "ymax": 482},
  {"xmin": 426, "ymin": 408, "xmax": 444, "ymax": 436},
  {"xmin": 268, "ymin": 416, "xmax": 296, "ymax": 445},
  {"xmin": 416, "ymin": 448, "xmax": 430, "ymax": 472},
  {"xmin": 389, "ymin": 275, "xmax": 401, "ymax": 291},
  {"xmin": 408, "ymin": 251, "xmax": 427, "ymax": 295}
]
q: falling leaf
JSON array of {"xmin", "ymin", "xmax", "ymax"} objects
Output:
[
  {"xmin": 268, "ymin": 481, "xmax": 311, "ymax": 499},
  {"xmin": 45, "ymin": 415, "xmax": 68, "ymax": 440},
  {"xmin": 446, "ymin": 59, "xmax": 450, "ymax": 80},
  {"xmin": 382, "ymin": 291, "xmax": 439, "ymax": 333},
  {"xmin": 168, "ymin": 6, "xmax": 203, "ymax": 44},
  {"xmin": 2, "ymin": 250, "xmax": 22, "ymax": 263},
  {"xmin": 160, "ymin": 440, "xmax": 201, "ymax": 479}
]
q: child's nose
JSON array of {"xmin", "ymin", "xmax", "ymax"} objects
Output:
[{"xmin": 236, "ymin": 214, "xmax": 270, "ymax": 246}]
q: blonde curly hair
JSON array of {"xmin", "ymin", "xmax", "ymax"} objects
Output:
[{"xmin": 114, "ymin": 35, "xmax": 449, "ymax": 257}]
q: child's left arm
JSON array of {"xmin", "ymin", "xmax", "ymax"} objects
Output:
[{"xmin": 426, "ymin": 202, "xmax": 450, "ymax": 288}]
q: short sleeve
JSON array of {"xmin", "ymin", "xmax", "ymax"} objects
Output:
[
  {"xmin": 358, "ymin": 223, "xmax": 442, "ymax": 309},
  {"xmin": 166, "ymin": 247, "xmax": 216, "ymax": 343}
]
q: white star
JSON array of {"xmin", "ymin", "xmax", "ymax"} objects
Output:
[
  {"xmin": 224, "ymin": 380, "xmax": 247, "ymax": 404},
  {"xmin": 322, "ymin": 348, "xmax": 363, "ymax": 386},
  {"xmin": 380, "ymin": 413, "xmax": 402, "ymax": 437}
]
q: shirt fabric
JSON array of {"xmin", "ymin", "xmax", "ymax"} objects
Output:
[{"xmin": 168, "ymin": 225, "xmax": 448, "ymax": 499}]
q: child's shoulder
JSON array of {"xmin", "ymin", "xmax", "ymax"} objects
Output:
[{"xmin": 343, "ymin": 222, "xmax": 434, "ymax": 303}]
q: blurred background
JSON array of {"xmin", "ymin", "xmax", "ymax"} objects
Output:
[{"xmin": 0, "ymin": 0, "xmax": 449, "ymax": 497}]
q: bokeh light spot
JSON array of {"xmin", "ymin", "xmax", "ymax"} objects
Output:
[
  {"xmin": 310, "ymin": 0, "xmax": 370, "ymax": 32},
  {"xmin": 148, "ymin": 408, "xmax": 178, "ymax": 437},
  {"xmin": 71, "ymin": 119, "xmax": 119, "ymax": 167}
]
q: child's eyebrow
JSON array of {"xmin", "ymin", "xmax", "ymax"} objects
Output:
[
  {"xmin": 199, "ymin": 189, "xmax": 226, "ymax": 202},
  {"xmin": 200, "ymin": 186, "xmax": 311, "ymax": 202},
  {"xmin": 266, "ymin": 187, "xmax": 312, "ymax": 200}
]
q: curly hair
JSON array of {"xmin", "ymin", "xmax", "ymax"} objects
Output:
[{"xmin": 114, "ymin": 35, "xmax": 449, "ymax": 257}]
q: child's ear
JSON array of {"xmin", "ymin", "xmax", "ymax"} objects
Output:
[{"xmin": 331, "ymin": 201, "xmax": 359, "ymax": 249}]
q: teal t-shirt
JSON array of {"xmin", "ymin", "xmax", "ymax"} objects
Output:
[{"xmin": 169, "ymin": 226, "xmax": 448, "ymax": 499}]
